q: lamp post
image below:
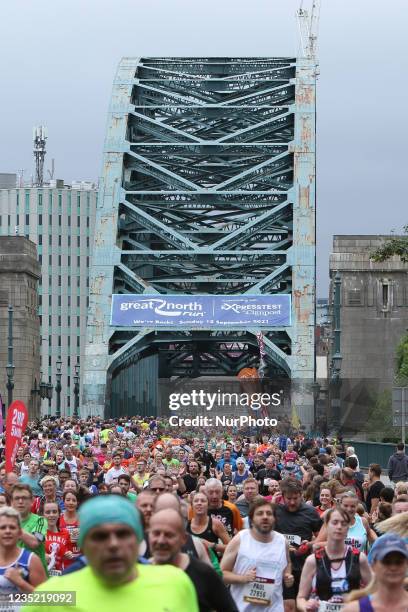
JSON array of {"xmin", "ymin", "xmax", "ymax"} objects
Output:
[
  {"xmin": 6, "ymin": 305, "xmax": 14, "ymax": 409},
  {"xmin": 312, "ymin": 381, "xmax": 321, "ymax": 433},
  {"xmin": 330, "ymin": 272, "xmax": 342, "ymax": 433},
  {"xmin": 73, "ymin": 359, "xmax": 80, "ymax": 418},
  {"xmin": 55, "ymin": 356, "xmax": 62, "ymax": 418},
  {"xmin": 32, "ymin": 372, "xmax": 54, "ymax": 416}
]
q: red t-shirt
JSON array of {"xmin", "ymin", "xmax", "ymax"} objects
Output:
[
  {"xmin": 59, "ymin": 515, "xmax": 81, "ymax": 567},
  {"xmin": 45, "ymin": 529, "xmax": 70, "ymax": 573}
]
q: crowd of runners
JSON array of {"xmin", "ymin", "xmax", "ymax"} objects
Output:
[{"xmin": 0, "ymin": 416, "xmax": 407, "ymax": 611}]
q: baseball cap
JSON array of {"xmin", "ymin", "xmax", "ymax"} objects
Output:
[{"xmin": 368, "ymin": 533, "xmax": 408, "ymax": 564}]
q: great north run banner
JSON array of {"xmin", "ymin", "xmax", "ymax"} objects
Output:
[{"xmin": 111, "ymin": 294, "xmax": 291, "ymax": 329}]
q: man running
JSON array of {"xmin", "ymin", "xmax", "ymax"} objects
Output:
[
  {"xmin": 274, "ymin": 479, "xmax": 322, "ymax": 612},
  {"xmin": 150, "ymin": 508, "xmax": 237, "ymax": 612},
  {"xmin": 221, "ymin": 498, "xmax": 294, "ymax": 611},
  {"xmin": 31, "ymin": 495, "xmax": 198, "ymax": 612}
]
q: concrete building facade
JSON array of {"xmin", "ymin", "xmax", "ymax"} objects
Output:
[
  {"xmin": 0, "ymin": 237, "xmax": 41, "ymax": 418},
  {"xmin": 329, "ymin": 235, "xmax": 408, "ymax": 385},
  {"xmin": 0, "ymin": 186, "xmax": 97, "ymax": 415}
]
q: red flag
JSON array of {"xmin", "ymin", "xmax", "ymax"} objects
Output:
[{"xmin": 5, "ymin": 400, "xmax": 28, "ymax": 472}]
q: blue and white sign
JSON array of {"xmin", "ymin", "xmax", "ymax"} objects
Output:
[{"xmin": 111, "ymin": 294, "xmax": 291, "ymax": 329}]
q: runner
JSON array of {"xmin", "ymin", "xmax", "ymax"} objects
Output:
[
  {"xmin": 43, "ymin": 501, "xmax": 72, "ymax": 576},
  {"xmin": 59, "ymin": 491, "xmax": 81, "ymax": 567},
  {"xmin": 221, "ymin": 498, "xmax": 294, "ymax": 612},
  {"xmin": 315, "ymin": 492, "xmax": 376, "ymax": 553},
  {"xmin": 31, "ymin": 495, "xmax": 199, "ymax": 612},
  {"xmin": 187, "ymin": 491, "xmax": 230, "ymax": 556},
  {"xmin": 343, "ymin": 533, "xmax": 408, "ymax": 612},
  {"xmin": 274, "ymin": 478, "xmax": 323, "ymax": 612},
  {"xmin": 0, "ymin": 506, "xmax": 46, "ymax": 605},
  {"xmin": 10, "ymin": 484, "xmax": 48, "ymax": 573},
  {"xmin": 204, "ymin": 478, "xmax": 243, "ymax": 537},
  {"xmin": 315, "ymin": 487, "xmax": 335, "ymax": 518},
  {"xmin": 297, "ymin": 507, "xmax": 372, "ymax": 611},
  {"xmin": 150, "ymin": 508, "xmax": 237, "ymax": 612}
]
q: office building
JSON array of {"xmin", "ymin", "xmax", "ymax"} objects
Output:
[{"xmin": 0, "ymin": 184, "xmax": 97, "ymax": 415}]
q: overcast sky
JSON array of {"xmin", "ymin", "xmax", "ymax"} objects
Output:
[{"xmin": 1, "ymin": 0, "xmax": 407, "ymax": 296}]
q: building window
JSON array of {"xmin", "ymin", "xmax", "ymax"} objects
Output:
[
  {"xmin": 68, "ymin": 277, "xmax": 71, "ymax": 287},
  {"xmin": 77, "ymin": 296, "xmax": 80, "ymax": 307},
  {"xmin": 67, "ymin": 356, "xmax": 71, "ymax": 367},
  {"xmin": 86, "ymin": 256, "xmax": 89, "ymax": 268},
  {"xmin": 49, "ymin": 214, "xmax": 52, "ymax": 226},
  {"xmin": 49, "ymin": 295, "xmax": 52, "ymax": 306},
  {"xmin": 67, "ymin": 315, "xmax": 71, "ymax": 326},
  {"xmin": 38, "ymin": 234, "xmax": 42, "ymax": 245},
  {"xmin": 77, "ymin": 277, "xmax": 80, "ymax": 288},
  {"xmin": 25, "ymin": 214, "xmax": 29, "ymax": 225},
  {"xmin": 58, "ymin": 255, "xmax": 61, "ymax": 266},
  {"xmin": 25, "ymin": 193, "xmax": 30, "ymax": 208},
  {"xmin": 38, "ymin": 193, "xmax": 42, "ymax": 206},
  {"xmin": 87, "ymin": 217, "xmax": 90, "ymax": 228},
  {"xmin": 59, "ymin": 215, "xmax": 62, "ymax": 227},
  {"xmin": 77, "ymin": 336, "xmax": 80, "ymax": 348},
  {"xmin": 49, "ymin": 315, "xmax": 52, "ymax": 326},
  {"xmin": 48, "ymin": 356, "xmax": 52, "ymax": 367},
  {"xmin": 58, "ymin": 336, "xmax": 61, "ymax": 347},
  {"xmin": 68, "ymin": 216, "xmax": 71, "ymax": 227},
  {"xmin": 58, "ymin": 194, "xmax": 62, "ymax": 208},
  {"xmin": 39, "ymin": 254, "xmax": 42, "ymax": 264},
  {"xmin": 77, "ymin": 256, "xmax": 80, "ymax": 267},
  {"xmin": 39, "ymin": 295, "xmax": 42, "ymax": 306},
  {"xmin": 49, "ymin": 255, "xmax": 52, "ymax": 266},
  {"xmin": 381, "ymin": 281, "xmax": 391, "ymax": 311},
  {"xmin": 77, "ymin": 216, "xmax": 81, "ymax": 228},
  {"xmin": 67, "ymin": 376, "xmax": 70, "ymax": 388},
  {"xmin": 58, "ymin": 295, "xmax": 61, "ymax": 307},
  {"xmin": 68, "ymin": 236, "xmax": 71, "ymax": 247},
  {"xmin": 49, "ymin": 193, "xmax": 53, "ymax": 207},
  {"xmin": 67, "ymin": 396, "xmax": 71, "ymax": 408},
  {"xmin": 77, "ymin": 316, "xmax": 80, "ymax": 327},
  {"xmin": 58, "ymin": 235, "xmax": 62, "ymax": 246},
  {"xmin": 68, "ymin": 296, "xmax": 71, "ymax": 306},
  {"xmin": 68, "ymin": 336, "xmax": 71, "ymax": 347},
  {"xmin": 16, "ymin": 214, "xmax": 19, "ymax": 226},
  {"xmin": 39, "ymin": 214, "xmax": 43, "ymax": 225},
  {"xmin": 77, "ymin": 236, "xmax": 80, "ymax": 247},
  {"xmin": 58, "ymin": 315, "xmax": 61, "ymax": 326},
  {"xmin": 68, "ymin": 255, "xmax": 71, "ymax": 266},
  {"xmin": 58, "ymin": 276, "xmax": 61, "ymax": 287},
  {"xmin": 48, "ymin": 336, "xmax": 52, "ymax": 347},
  {"xmin": 49, "ymin": 235, "xmax": 52, "ymax": 246}
]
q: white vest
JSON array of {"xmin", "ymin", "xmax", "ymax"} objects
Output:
[{"xmin": 231, "ymin": 529, "xmax": 287, "ymax": 612}]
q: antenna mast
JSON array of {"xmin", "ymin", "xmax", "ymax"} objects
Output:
[{"xmin": 33, "ymin": 126, "xmax": 47, "ymax": 187}]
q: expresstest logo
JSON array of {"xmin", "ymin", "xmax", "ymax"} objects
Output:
[{"xmin": 168, "ymin": 389, "xmax": 282, "ymax": 412}]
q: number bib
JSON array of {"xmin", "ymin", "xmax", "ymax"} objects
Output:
[
  {"xmin": 243, "ymin": 576, "xmax": 276, "ymax": 606},
  {"xmin": 284, "ymin": 534, "xmax": 301, "ymax": 546},
  {"xmin": 318, "ymin": 602, "xmax": 344, "ymax": 612}
]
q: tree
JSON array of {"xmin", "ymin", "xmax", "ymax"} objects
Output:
[
  {"xmin": 370, "ymin": 225, "xmax": 408, "ymax": 262},
  {"xmin": 396, "ymin": 333, "xmax": 408, "ymax": 384},
  {"xmin": 365, "ymin": 389, "xmax": 397, "ymax": 443}
]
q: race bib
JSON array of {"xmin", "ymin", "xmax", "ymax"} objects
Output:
[
  {"xmin": 243, "ymin": 576, "xmax": 275, "ymax": 606},
  {"xmin": 284, "ymin": 534, "xmax": 302, "ymax": 546},
  {"xmin": 318, "ymin": 602, "xmax": 344, "ymax": 612}
]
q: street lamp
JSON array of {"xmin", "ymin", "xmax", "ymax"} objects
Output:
[
  {"xmin": 55, "ymin": 356, "xmax": 62, "ymax": 418},
  {"xmin": 6, "ymin": 305, "xmax": 14, "ymax": 409},
  {"xmin": 330, "ymin": 272, "xmax": 342, "ymax": 432},
  {"xmin": 73, "ymin": 359, "xmax": 80, "ymax": 418},
  {"xmin": 32, "ymin": 372, "xmax": 54, "ymax": 416}
]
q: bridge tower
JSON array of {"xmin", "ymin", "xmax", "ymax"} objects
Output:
[{"xmin": 83, "ymin": 57, "xmax": 316, "ymax": 423}]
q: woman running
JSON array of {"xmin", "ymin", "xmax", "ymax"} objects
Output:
[
  {"xmin": 297, "ymin": 507, "xmax": 372, "ymax": 611},
  {"xmin": 59, "ymin": 491, "xmax": 81, "ymax": 568},
  {"xmin": 187, "ymin": 491, "xmax": 230, "ymax": 556},
  {"xmin": 43, "ymin": 501, "xmax": 73, "ymax": 576},
  {"xmin": 343, "ymin": 533, "xmax": 408, "ymax": 612},
  {"xmin": 0, "ymin": 506, "xmax": 46, "ymax": 601}
]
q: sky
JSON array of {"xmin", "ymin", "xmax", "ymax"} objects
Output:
[{"xmin": 1, "ymin": 0, "xmax": 407, "ymax": 296}]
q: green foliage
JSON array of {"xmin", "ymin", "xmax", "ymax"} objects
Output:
[
  {"xmin": 396, "ymin": 332, "xmax": 408, "ymax": 384},
  {"xmin": 370, "ymin": 225, "xmax": 408, "ymax": 263},
  {"xmin": 366, "ymin": 389, "xmax": 396, "ymax": 442}
]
